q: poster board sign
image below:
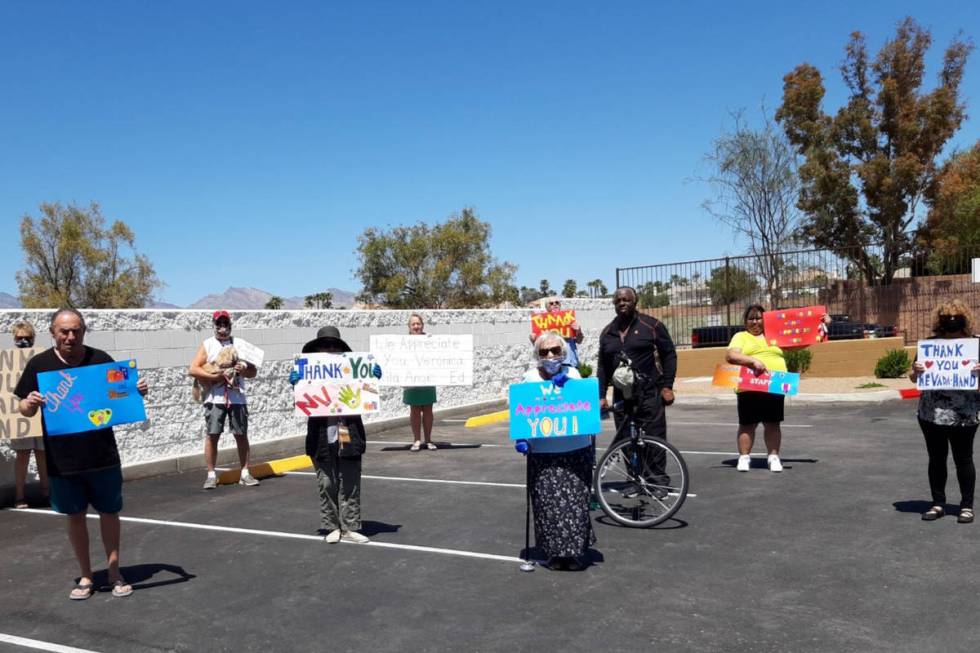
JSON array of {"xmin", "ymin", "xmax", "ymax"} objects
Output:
[
  {"xmin": 530, "ymin": 309, "xmax": 577, "ymax": 339},
  {"xmin": 38, "ymin": 360, "xmax": 147, "ymax": 436},
  {"xmin": 369, "ymin": 334, "xmax": 473, "ymax": 386},
  {"xmin": 233, "ymin": 338, "xmax": 264, "ymax": 368},
  {"xmin": 293, "ymin": 352, "xmax": 381, "ymax": 417},
  {"xmin": 711, "ymin": 364, "xmax": 741, "ymax": 389},
  {"xmin": 763, "ymin": 305, "xmax": 828, "ymax": 347},
  {"xmin": 916, "ymin": 338, "xmax": 979, "ymax": 391},
  {"xmin": 736, "ymin": 367, "xmax": 800, "ymax": 396},
  {"xmin": 508, "ymin": 377, "xmax": 600, "ymax": 440},
  {"xmin": 0, "ymin": 348, "xmax": 43, "ymax": 440}
]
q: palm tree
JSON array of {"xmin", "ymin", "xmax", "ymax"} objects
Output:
[{"xmin": 264, "ymin": 296, "xmax": 284, "ymax": 310}]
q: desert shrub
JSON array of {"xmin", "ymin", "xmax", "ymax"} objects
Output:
[
  {"xmin": 785, "ymin": 349, "xmax": 812, "ymax": 374},
  {"xmin": 874, "ymin": 349, "xmax": 911, "ymax": 378},
  {"xmin": 577, "ymin": 363, "xmax": 593, "ymax": 378}
]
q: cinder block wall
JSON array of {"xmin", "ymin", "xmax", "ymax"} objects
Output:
[{"xmin": 0, "ymin": 301, "xmax": 613, "ymax": 480}]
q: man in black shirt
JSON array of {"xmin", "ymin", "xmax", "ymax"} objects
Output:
[
  {"xmin": 597, "ymin": 287, "xmax": 678, "ymax": 488},
  {"xmin": 15, "ymin": 308, "xmax": 148, "ymax": 600}
]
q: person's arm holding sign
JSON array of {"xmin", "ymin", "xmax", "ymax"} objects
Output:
[{"xmin": 17, "ymin": 390, "xmax": 45, "ymax": 418}]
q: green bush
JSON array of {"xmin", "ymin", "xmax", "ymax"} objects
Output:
[
  {"xmin": 875, "ymin": 349, "xmax": 911, "ymax": 378},
  {"xmin": 784, "ymin": 349, "xmax": 812, "ymax": 374},
  {"xmin": 577, "ymin": 363, "xmax": 593, "ymax": 378}
]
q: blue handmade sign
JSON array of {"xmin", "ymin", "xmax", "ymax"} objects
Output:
[
  {"xmin": 917, "ymin": 338, "xmax": 979, "ymax": 391},
  {"xmin": 508, "ymin": 377, "xmax": 600, "ymax": 440},
  {"xmin": 38, "ymin": 360, "xmax": 147, "ymax": 436}
]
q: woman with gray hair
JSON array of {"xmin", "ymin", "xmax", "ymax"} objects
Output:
[{"xmin": 517, "ymin": 332, "xmax": 596, "ymax": 570}]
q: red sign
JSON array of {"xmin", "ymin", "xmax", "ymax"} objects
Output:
[
  {"xmin": 531, "ymin": 309, "xmax": 577, "ymax": 339},
  {"xmin": 763, "ymin": 305, "xmax": 827, "ymax": 347}
]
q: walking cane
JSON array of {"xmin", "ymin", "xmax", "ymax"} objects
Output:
[{"xmin": 520, "ymin": 449, "xmax": 535, "ymax": 572}]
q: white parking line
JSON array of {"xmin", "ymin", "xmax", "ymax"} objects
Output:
[
  {"xmin": 671, "ymin": 422, "xmax": 813, "ymax": 428},
  {"xmin": 0, "ymin": 633, "xmax": 100, "ymax": 653},
  {"xmin": 10, "ymin": 508, "xmax": 524, "ymax": 564},
  {"xmin": 369, "ymin": 440, "xmax": 506, "ymax": 448},
  {"xmin": 285, "ymin": 471, "xmax": 525, "ymax": 488}
]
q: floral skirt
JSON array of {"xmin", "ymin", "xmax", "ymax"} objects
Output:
[{"xmin": 528, "ymin": 446, "xmax": 596, "ymax": 559}]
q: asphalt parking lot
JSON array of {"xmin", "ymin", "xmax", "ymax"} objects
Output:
[{"xmin": 2, "ymin": 399, "xmax": 977, "ymax": 653}]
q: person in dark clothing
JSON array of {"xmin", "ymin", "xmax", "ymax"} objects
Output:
[
  {"xmin": 290, "ymin": 326, "xmax": 380, "ymax": 543},
  {"xmin": 14, "ymin": 308, "xmax": 148, "ymax": 600},
  {"xmin": 597, "ymin": 287, "xmax": 678, "ymax": 485}
]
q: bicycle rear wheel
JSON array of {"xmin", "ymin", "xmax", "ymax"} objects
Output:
[{"xmin": 593, "ymin": 435, "xmax": 688, "ymax": 527}]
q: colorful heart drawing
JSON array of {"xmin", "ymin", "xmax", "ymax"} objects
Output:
[
  {"xmin": 964, "ymin": 360, "xmax": 973, "ymax": 367},
  {"xmin": 924, "ymin": 361, "xmax": 934, "ymax": 368},
  {"xmin": 88, "ymin": 408, "xmax": 112, "ymax": 427}
]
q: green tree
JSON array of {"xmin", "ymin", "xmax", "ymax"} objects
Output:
[
  {"xmin": 539, "ymin": 279, "xmax": 552, "ymax": 296},
  {"xmin": 703, "ymin": 108, "xmax": 800, "ymax": 305},
  {"xmin": 776, "ymin": 17, "xmax": 973, "ymax": 284},
  {"xmin": 304, "ymin": 292, "xmax": 333, "ymax": 309},
  {"xmin": 706, "ymin": 265, "xmax": 759, "ymax": 306},
  {"xmin": 561, "ymin": 279, "xmax": 577, "ymax": 298},
  {"xmin": 916, "ymin": 139, "xmax": 980, "ymax": 273},
  {"xmin": 17, "ymin": 202, "xmax": 161, "ymax": 308},
  {"xmin": 587, "ymin": 279, "xmax": 608, "ymax": 298},
  {"xmin": 520, "ymin": 286, "xmax": 545, "ymax": 305},
  {"xmin": 264, "ymin": 296, "xmax": 284, "ymax": 310},
  {"xmin": 355, "ymin": 208, "xmax": 518, "ymax": 308},
  {"xmin": 636, "ymin": 281, "xmax": 670, "ymax": 308}
]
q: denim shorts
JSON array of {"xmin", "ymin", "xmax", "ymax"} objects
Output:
[{"xmin": 50, "ymin": 466, "xmax": 123, "ymax": 515}]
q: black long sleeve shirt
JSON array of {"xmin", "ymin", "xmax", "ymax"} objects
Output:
[{"xmin": 596, "ymin": 313, "xmax": 677, "ymax": 399}]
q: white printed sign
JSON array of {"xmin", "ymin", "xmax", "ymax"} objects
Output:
[
  {"xmin": 234, "ymin": 339, "xmax": 265, "ymax": 368},
  {"xmin": 370, "ymin": 334, "xmax": 473, "ymax": 386},
  {"xmin": 917, "ymin": 338, "xmax": 979, "ymax": 391}
]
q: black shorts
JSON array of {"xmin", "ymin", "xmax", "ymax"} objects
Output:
[{"xmin": 737, "ymin": 391, "xmax": 785, "ymax": 425}]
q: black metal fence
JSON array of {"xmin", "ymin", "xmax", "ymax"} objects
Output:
[{"xmin": 616, "ymin": 244, "xmax": 980, "ymax": 348}]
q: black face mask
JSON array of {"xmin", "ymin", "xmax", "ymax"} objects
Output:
[
  {"xmin": 14, "ymin": 338, "xmax": 33, "ymax": 349},
  {"xmin": 939, "ymin": 315, "xmax": 967, "ymax": 334}
]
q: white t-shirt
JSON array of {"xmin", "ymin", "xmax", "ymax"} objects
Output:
[{"xmin": 203, "ymin": 336, "xmax": 248, "ymax": 405}]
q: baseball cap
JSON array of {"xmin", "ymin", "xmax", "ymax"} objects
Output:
[{"xmin": 212, "ymin": 310, "xmax": 231, "ymax": 322}]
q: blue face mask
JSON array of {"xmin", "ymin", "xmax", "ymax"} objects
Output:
[{"xmin": 540, "ymin": 358, "xmax": 564, "ymax": 376}]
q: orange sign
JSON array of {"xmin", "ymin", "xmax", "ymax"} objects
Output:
[
  {"xmin": 531, "ymin": 309, "xmax": 577, "ymax": 339},
  {"xmin": 711, "ymin": 364, "xmax": 741, "ymax": 389}
]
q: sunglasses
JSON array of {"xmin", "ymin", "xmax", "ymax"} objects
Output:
[{"xmin": 538, "ymin": 346, "xmax": 563, "ymax": 357}]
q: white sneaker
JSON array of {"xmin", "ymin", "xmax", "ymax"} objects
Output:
[
  {"xmin": 325, "ymin": 529, "xmax": 342, "ymax": 544},
  {"xmin": 341, "ymin": 530, "xmax": 369, "ymax": 543},
  {"xmin": 768, "ymin": 455, "xmax": 783, "ymax": 473},
  {"xmin": 736, "ymin": 455, "xmax": 751, "ymax": 472},
  {"xmin": 239, "ymin": 472, "xmax": 260, "ymax": 487}
]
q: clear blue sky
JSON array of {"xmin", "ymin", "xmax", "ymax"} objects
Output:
[{"xmin": 2, "ymin": 1, "xmax": 978, "ymax": 306}]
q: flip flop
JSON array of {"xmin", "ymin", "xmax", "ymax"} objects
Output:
[
  {"xmin": 110, "ymin": 579, "xmax": 133, "ymax": 598},
  {"xmin": 425, "ymin": 442, "xmax": 437, "ymax": 450},
  {"xmin": 69, "ymin": 582, "xmax": 94, "ymax": 601},
  {"xmin": 410, "ymin": 442, "xmax": 421, "ymax": 452}
]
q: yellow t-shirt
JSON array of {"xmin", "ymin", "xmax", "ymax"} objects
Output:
[{"xmin": 728, "ymin": 331, "xmax": 787, "ymax": 373}]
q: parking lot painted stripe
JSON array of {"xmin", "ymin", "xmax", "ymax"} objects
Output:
[
  {"xmin": 285, "ymin": 471, "xmax": 525, "ymax": 488},
  {"xmin": 0, "ymin": 633, "xmax": 100, "ymax": 653},
  {"xmin": 10, "ymin": 509, "xmax": 524, "ymax": 565},
  {"xmin": 368, "ymin": 440, "xmax": 507, "ymax": 448},
  {"xmin": 679, "ymin": 450, "xmax": 771, "ymax": 456},
  {"xmin": 671, "ymin": 422, "xmax": 813, "ymax": 428}
]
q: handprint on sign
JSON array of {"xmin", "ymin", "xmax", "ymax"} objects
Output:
[{"xmin": 338, "ymin": 385, "xmax": 361, "ymax": 409}]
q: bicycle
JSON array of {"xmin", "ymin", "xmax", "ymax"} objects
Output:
[{"xmin": 593, "ymin": 355, "xmax": 689, "ymax": 527}]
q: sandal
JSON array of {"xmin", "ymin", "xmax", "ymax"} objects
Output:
[
  {"xmin": 69, "ymin": 582, "xmax": 94, "ymax": 601},
  {"xmin": 921, "ymin": 506, "xmax": 945, "ymax": 521},
  {"xmin": 958, "ymin": 508, "xmax": 975, "ymax": 524},
  {"xmin": 410, "ymin": 441, "xmax": 421, "ymax": 452},
  {"xmin": 14, "ymin": 499, "xmax": 28, "ymax": 509},
  {"xmin": 425, "ymin": 442, "xmax": 437, "ymax": 450},
  {"xmin": 110, "ymin": 579, "xmax": 133, "ymax": 598}
]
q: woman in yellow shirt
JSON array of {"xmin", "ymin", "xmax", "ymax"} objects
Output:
[{"xmin": 726, "ymin": 304, "xmax": 788, "ymax": 473}]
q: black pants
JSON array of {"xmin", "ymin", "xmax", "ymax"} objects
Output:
[
  {"xmin": 919, "ymin": 418, "xmax": 977, "ymax": 509},
  {"xmin": 612, "ymin": 389, "xmax": 668, "ymax": 484}
]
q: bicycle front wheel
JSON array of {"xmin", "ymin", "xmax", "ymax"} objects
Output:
[{"xmin": 593, "ymin": 435, "xmax": 689, "ymax": 527}]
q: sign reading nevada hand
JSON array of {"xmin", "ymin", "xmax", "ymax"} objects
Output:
[
  {"xmin": 917, "ymin": 338, "xmax": 979, "ymax": 391},
  {"xmin": 293, "ymin": 352, "xmax": 381, "ymax": 417}
]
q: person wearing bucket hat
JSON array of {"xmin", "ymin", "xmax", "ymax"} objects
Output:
[
  {"xmin": 189, "ymin": 310, "xmax": 259, "ymax": 490},
  {"xmin": 290, "ymin": 326, "xmax": 381, "ymax": 543}
]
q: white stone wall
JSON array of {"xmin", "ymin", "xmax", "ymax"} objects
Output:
[{"xmin": 0, "ymin": 306, "xmax": 612, "ymax": 475}]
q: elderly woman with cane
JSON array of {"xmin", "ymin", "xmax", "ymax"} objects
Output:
[{"xmin": 515, "ymin": 332, "xmax": 596, "ymax": 571}]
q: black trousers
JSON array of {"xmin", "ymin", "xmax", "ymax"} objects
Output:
[
  {"xmin": 919, "ymin": 418, "xmax": 977, "ymax": 509},
  {"xmin": 612, "ymin": 389, "xmax": 668, "ymax": 484}
]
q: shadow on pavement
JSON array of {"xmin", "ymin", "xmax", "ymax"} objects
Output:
[{"xmin": 88, "ymin": 563, "xmax": 196, "ymax": 593}]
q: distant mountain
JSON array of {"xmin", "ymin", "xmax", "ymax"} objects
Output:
[
  {"xmin": 149, "ymin": 300, "xmax": 181, "ymax": 309},
  {"xmin": 0, "ymin": 292, "xmax": 21, "ymax": 308},
  {"xmin": 188, "ymin": 287, "xmax": 356, "ymax": 310}
]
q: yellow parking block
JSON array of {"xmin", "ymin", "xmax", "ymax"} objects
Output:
[
  {"xmin": 464, "ymin": 410, "xmax": 510, "ymax": 428},
  {"xmin": 217, "ymin": 454, "xmax": 313, "ymax": 485}
]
